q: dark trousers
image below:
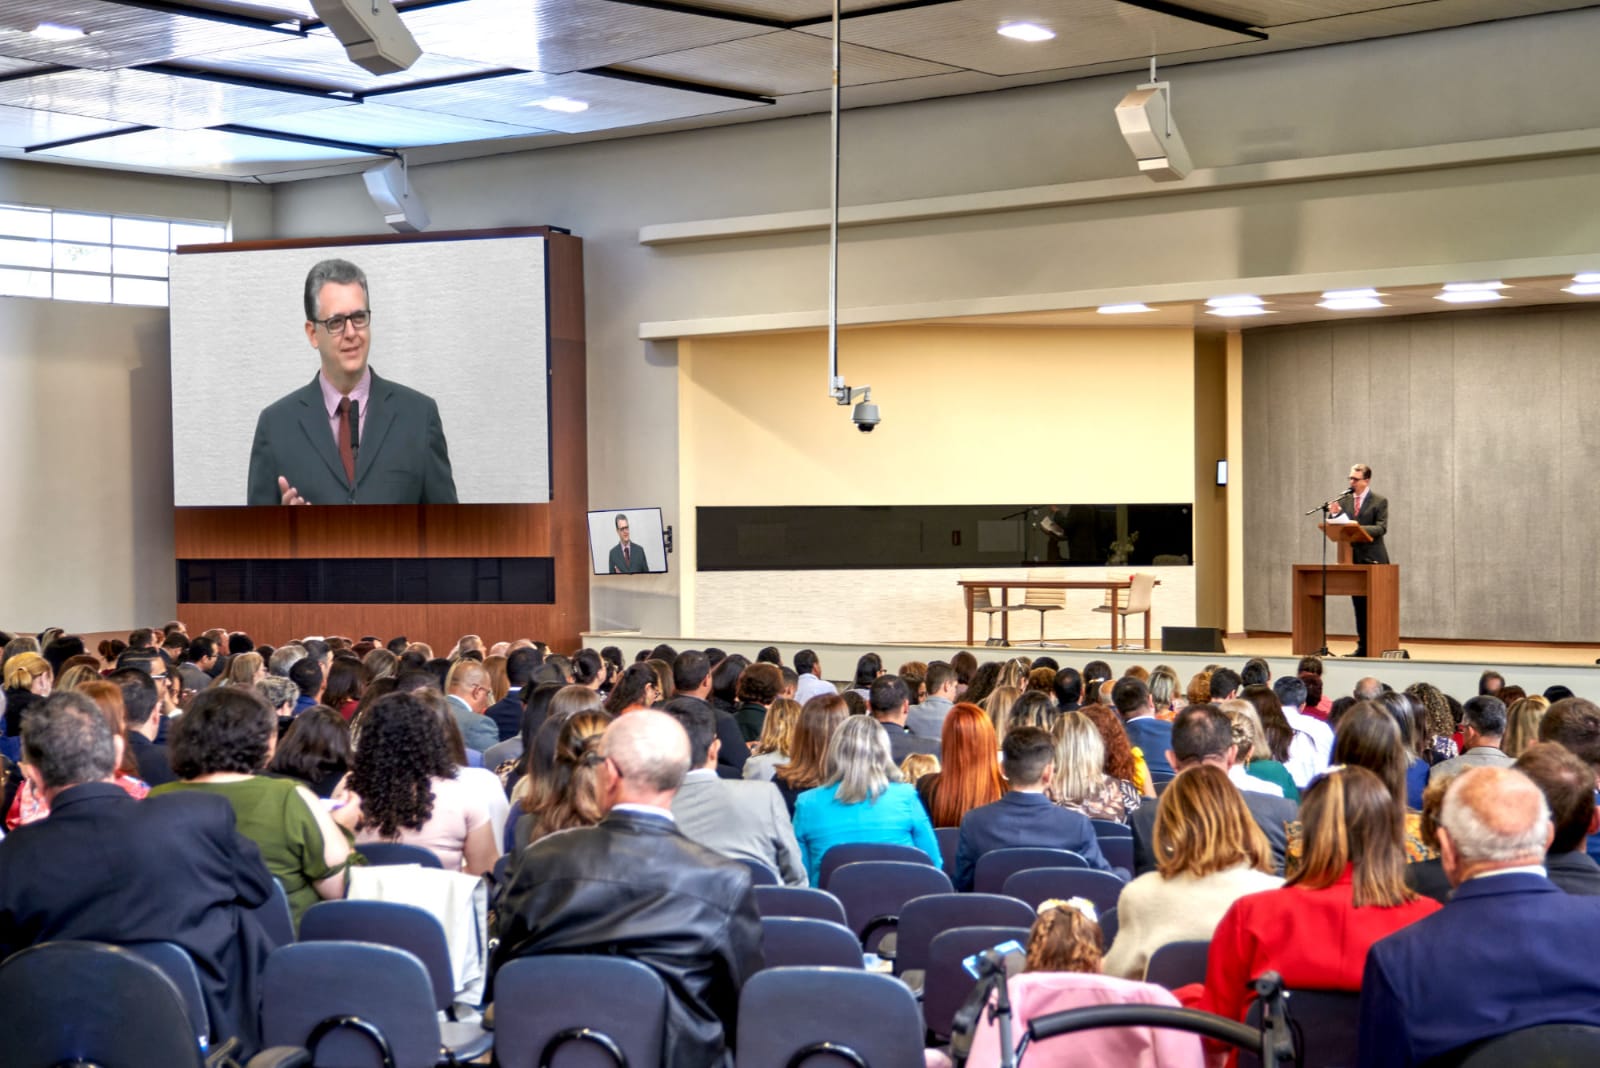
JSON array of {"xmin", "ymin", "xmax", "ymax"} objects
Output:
[{"xmin": 1352, "ymin": 595, "xmax": 1368, "ymax": 654}]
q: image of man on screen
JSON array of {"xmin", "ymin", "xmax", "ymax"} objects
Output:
[
  {"xmin": 245, "ymin": 258, "xmax": 458, "ymax": 506},
  {"xmin": 609, "ymin": 514, "xmax": 649, "ymax": 573}
]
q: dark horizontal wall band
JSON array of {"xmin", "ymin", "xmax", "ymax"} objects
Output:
[
  {"xmin": 698, "ymin": 504, "xmax": 1194, "ymax": 571},
  {"xmin": 178, "ymin": 557, "xmax": 555, "ymax": 604}
]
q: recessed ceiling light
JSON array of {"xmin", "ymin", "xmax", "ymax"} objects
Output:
[
  {"xmin": 31, "ymin": 22, "xmax": 87, "ymax": 40},
  {"xmin": 1097, "ymin": 303, "xmax": 1153, "ymax": 314},
  {"xmin": 1205, "ymin": 294, "xmax": 1264, "ymax": 309},
  {"xmin": 1206, "ymin": 306, "xmax": 1270, "ymax": 317},
  {"xmin": 1441, "ymin": 281, "xmax": 1505, "ymax": 292},
  {"xmin": 1571, "ymin": 272, "xmax": 1600, "ymax": 285},
  {"xmin": 1434, "ymin": 290, "xmax": 1504, "ymax": 304},
  {"xmin": 531, "ymin": 96, "xmax": 589, "ymax": 113},
  {"xmin": 1321, "ymin": 288, "xmax": 1381, "ymax": 300},
  {"xmin": 1318, "ymin": 297, "xmax": 1386, "ymax": 310},
  {"xmin": 998, "ymin": 23, "xmax": 1055, "ymax": 42},
  {"xmin": 1562, "ymin": 282, "xmax": 1600, "ymax": 296}
]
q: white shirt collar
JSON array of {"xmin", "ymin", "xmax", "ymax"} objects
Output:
[
  {"xmin": 1469, "ymin": 864, "xmax": 1547, "ymax": 881},
  {"xmin": 612, "ymin": 802, "xmax": 675, "ymax": 822}
]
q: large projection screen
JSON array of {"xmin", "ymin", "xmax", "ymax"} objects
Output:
[{"xmin": 169, "ymin": 235, "xmax": 550, "ymax": 506}]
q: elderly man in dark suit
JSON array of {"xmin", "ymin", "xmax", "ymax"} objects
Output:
[
  {"xmin": 491, "ymin": 710, "xmax": 764, "ymax": 1067},
  {"xmin": 0, "ymin": 691, "xmax": 279, "ymax": 1054},
  {"xmin": 247, "ymin": 258, "xmax": 457, "ymax": 506}
]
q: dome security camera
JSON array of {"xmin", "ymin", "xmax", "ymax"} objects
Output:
[{"xmin": 852, "ymin": 400, "xmax": 880, "ymax": 432}]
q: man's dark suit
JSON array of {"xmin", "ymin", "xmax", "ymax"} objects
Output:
[
  {"xmin": 879, "ymin": 720, "xmax": 939, "ymax": 766},
  {"xmin": 0, "ymin": 783, "xmax": 278, "ymax": 1053},
  {"xmin": 1337, "ymin": 489, "xmax": 1389, "ymax": 654},
  {"xmin": 954, "ymin": 791, "xmax": 1112, "ymax": 892},
  {"xmin": 1130, "ymin": 781, "xmax": 1297, "ymax": 876},
  {"xmin": 1123, "ymin": 716, "xmax": 1174, "ymax": 778},
  {"xmin": 608, "ymin": 541, "xmax": 650, "ymax": 573},
  {"xmin": 491, "ymin": 809, "xmax": 764, "ymax": 1067},
  {"xmin": 1545, "ymin": 850, "xmax": 1600, "ymax": 895},
  {"xmin": 246, "ymin": 370, "xmax": 457, "ymax": 505},
  {"xmin": 128, "ymin": 731, "xmax": 177, "ymax": 787},
  {"xmin": 1360, "ymin": 872, "xmax": 1600, "ymax": 1067},
  {"xmin": 486, "ymin": 688, "xmax": 524, "ymax": 743}
]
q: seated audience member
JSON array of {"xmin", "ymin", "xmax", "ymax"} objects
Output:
[
  {"xmin": 320, "ymin": 658, "xmax": 366, "ymax": 722},
  {"xmin": 979, "ymin": 686, "xmax": 1021, "ymax": 734},
  {"xmin": 1080, "ymin": 702, "xmax": 1154, "ymax": 802},
  {"xmin": 774, "ymin": 695, "xmax": 849, "ymax": 814},
  {"xmin": 849, "ymin": 652, "xmax": 884, "ymax": 702},
  {"xmin": 1148, "ymin": 665, "xmax": 1185, "ymax": 721},
  {"xmin": 153, "ymin": 686, "xmax": 354, "ymax": 927},
  {"xmin": 1239, "ymin": 688, "xmax": 1301, "ymax": 799},
  {"xmin": 351, "ymin": 692, "xmax": 499, "ymax": 874},
  {"xmin": 734, "ymin": 662, "xmax": 782, "ymax": 743},
  {"xmin": 1478, "ymin": 670, "xmax": 1505, "ymax": 697},
  {"xmin": 1405, "ymin": 682, "xmax": 1459, "ymax": 766},
  {"xmin": 745, "ymin": 696, "xmax": 799, "ymax": 783},
  {"xmin": 1052, "ymin": 666, "xmax": 1084, "ymax": 713},
  {"xmin": 898, "ymin": 751, "xmax": 940, "ymax": 786},
  {"xmin": 1, "ymin": 652, "xmax": 52, "ymax": 761},
  {"xmin": 1185, "ymin": 671, "xmax": 1211, "ymax": 710},
  {"xmin": 1428, "ymin": 695, "xmax": 1511, "ymax": 781},
  {"xmin": 288, "ymin": 657, "xmax": 322, "ymax": 717},
  {"xmin": 918, "ymin": 702, "xmax": 1006, "ymax": 829},
  {"xmin": 1105, "ymin": 765, "xmax": 1281, "ymax": 980},
  {"xmin": 1186, "ymin": 766, "xmax": 1439, "ymax": 1026},
  {"xmin": 1221, "ymin": 700, "xmax": 1297, "ymax": 800},
  {"xmin": 421, "ymin": 691, "xmax": 512, "ymax": 844},
  {"xmin": 569, "ymin": 648, "xmax": 606, "ymax": 693},
  {"xmin": 792, "ymin": 715, "xmax": 942, "ymax": 886},
  {"xmin": 872, "ymin": 674, "xmax": 939, "ymax": 764},
  {"xmin": 111, "ymin": 666, "xmax": 176, "ymax": 787},
  {"xmin": 792, "ymin": 648, "xmax": 835, "ymax": 705},
  {"xmin": 54, "ymin": 662, "xmax": 101, "ymax": 695},
  {"xmin": 223, "ymin": 651, "xmax": 266, "ymax": 687},
  {"xmin": 517, "ymin": 684, "xmax": 608, "ymax": 801},
  {"xmin": 8, "ymin": 679, "xmax": 150, "ymax": 829},
  {"xmin": 1051, "ymin": 711, "xmax": 1141, "ymax": 823},
  {"xmin": 267, "ymin": 707, "xmax": 352, "ymax": 799},
  {"xmin": 1501, "ymin": 695, "xmax": 1549, "ymax": 760},
  {"xmin": 1114, "ymin": 677, "xmax": 1172, "ymax": 781},
  {"xmin": 1403, "ymin": 774, "xmax": 1456, "ymax": 905},
  {"xmin": 1537, "ymin": 698, "xmax": 1600, "ymax": 866},
  {"xmin": 1514, "ymin": 742, "xmax": 1600, "ymax": 894},
  {"xmin": 674, "ymin": 651, "xmax": 748, "ymax": 778},
  {"xmin": 1334, "ymin": 702, "xmax": 1434, "ymax": 861},
  {"xmin": 955, "ymin": 727, "xmax": 1111, "ymax": 891},
  {"xmin": 908, "ymin": 661, "xmax": 958, "ymax": 739},
  {"xmin": 1273, "ymin": 675, "xmax": 1333, "ymax": 788},
  {"xmin": 665, "ymin": 698, "xmax": 805, "ymax": 887},
  {"xmin": 515, "ymin": 710, "xmax": 610, "ymax": 850},
  {"xmin": 1353, "ymin": 676, "xmax": 1383, "ymax": 702},
  {"xmin": 1359, "ymin": 767, "xmax": 1600, "ymax": 1067},
  {"xmin": 444, "ymin": 659, "xmax": 499, "ymax": 754},
  {"xmin": 491, "ymin": 711, "xmax": 763, "ymax": 1068},
  {"xmin": 999, "ymin": 690, "xmax": 1056, "ymax": 739},
  {"xmin": 603, "ymin": 662, "xmax": 661, "ymax": 717},
  {"xmin": 1208, "ymin": 667, "xmax": 1242, "ymax": 704},
  {"xmin": 0, "ymin": 692, "xmax": 280, "ymax": 1054},
  {"xmin": 487, "ymin": 646, "xmax": 540, "ymax": 741}
]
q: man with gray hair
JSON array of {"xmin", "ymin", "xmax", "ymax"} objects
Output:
[
  {"xmin": 1359, "ymin": 766, "xmax": 1600, "ymax": 1066},
  {"xmin": 491, "ymin": 710, "xmax": 763, "ymax": 1067},
  {"xmin": 1428, "ymin": 695, "xmax": 1512, "ymax": 783},
  {"xmin": 0, "ymin": 692, "xmax": 279, "ymax": 1054}
]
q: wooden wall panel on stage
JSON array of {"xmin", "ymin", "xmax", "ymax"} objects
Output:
[{"xmin": 174, "ymin": 228, "xmax": 589, "ymax": 652}]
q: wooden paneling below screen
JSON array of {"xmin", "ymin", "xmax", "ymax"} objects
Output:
[{"xmin": 175, "ymin": 604, "xmax": 578, "ymax": 653}]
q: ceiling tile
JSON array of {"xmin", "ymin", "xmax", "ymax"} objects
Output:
[
  {"xmin": 667, "ymin": 0, "xmax": 910, "ymax": 21},
  {"xmin": 28, "ymin": 125, "xmax": 378, "ymax": 177},
  {"xmin": 0, "ymin": 102, "xmax": 134, "ymax": 148},
  {"xmin": 0, "ymin": 67, "xmax": 347, "ymax": 130},
  {"xmin": 803, "ymin": 0, "xmax": 1258, "ymax": 77},
  {"xmin": 375, "ymin": 69, "xmax": 768, "ymax": 133},
  {"xmin": 179, "ymin": 30, "xmax": 503, "ymax": 94},
  {"xmin": 620, "ymin": 29, "xmax": 957, "ymax": 96},
  {"xmin": 0, "ymin": 0, "xmax": 302, "ymax": 71},
  {"xmin": 243, "ymin": 100, "xmax": 551, "ymax": 146}
]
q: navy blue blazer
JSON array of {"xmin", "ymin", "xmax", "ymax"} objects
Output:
[
  {"xmin": 1360, "ymin": 871, "xmax": 1600, "ymax": 1067},
  {"xmin": 1122, "ymin": 716, "xmax": 1174, "ymax": 778},
  {"xmin": 486, "ymin": 690, "xmax": 524, "ymax": 743},
  {"xmin": 954, "ymin": 791, "xmax": 1111, "ymax": 892}
]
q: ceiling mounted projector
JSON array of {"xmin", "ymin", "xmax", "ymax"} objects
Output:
[
  {"xmin": 1115, "ymin": 80, "xmax": 1191, "ymax": 182},
  {"xmin": 311, "ymin": 0, "xmax": 422, "ymax": 74}
]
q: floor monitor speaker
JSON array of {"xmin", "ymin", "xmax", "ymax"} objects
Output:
[{"xmin": 1161, "ymin": 626, "xmax": 1226, "ymax": 653}]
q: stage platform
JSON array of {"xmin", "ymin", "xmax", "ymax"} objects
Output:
[{"xmin": 585, "ymin": 631, "xmax": 1600, "ymax": 702}]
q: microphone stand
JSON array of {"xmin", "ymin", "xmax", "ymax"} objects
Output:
[{"xmin": 1302, "ymin": 494, "xmax": 1339, "ymax": 657}]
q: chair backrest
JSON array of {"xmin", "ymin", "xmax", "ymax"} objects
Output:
[
  {"xmin": 356, "ymin": 842, "xmax": 443, "ymax": 869},
  {"xmin": 494, "ymin": 954, "xmax": 669, "ymax": 1068},
  {"xmin": 1144, "ymin": 940, "xmax": 1211, "ymax": 990},
  {"xmin": 973, "ymin": 847, "xmax": 1087, "ymax": 893},
  {"xmin": 818, "ymin": 841, "xmax": 935, "ymax": 889},
  {"xmin": 1125, "ymin": 573, "xmax": 1157, "ymax": 613},
  {"xmin": 1241, "ymin": 988, "xmax": 1362, "ymax": 1068},
  {"xmin": 1002, "ymin": 868, "xmax": 1125, "ymax": 915},
  {"xmin": 894, "ymin": 892, "xmax": 1037, "ymax": 978},
  {"xmin": 760, "ymin": 917, "xmax": 865, "ymax": 970},
  {"xmin": 300, "ymin": 899, "xmax": 456, "ymax": 1013},
  {"xmin": 1099, "ymin": 835, "xmax": 1134, "ymax": 873},
  {"xmin": 1099, "ymin": 905, "xmax": 1118, "ymax": 950},
  {"xmin": 753, "ymin": 886, "xmax": 848, "ymax": 925},
  {"xmin": 482, "ymin": 737, "xmax": 522, "ymax": 770},
  {"xmin": 124, "ymin": 941, "xmax": 211, "ymax": 1052},
  {"xmin": 828, "ymin": 860, "xmax": 954, "ymax": 950},
  {"xmin": 971, "ymin": 586, "xmax": 997, "ymax": 610},
  {"xmin": 737, "ymin": 966, "xmax": 924, "ymax": 1068},
  {"xmin": 922, "ymin": 925, "xmax": 1031, "ymax": 1041},
  {"xmin": 737, "ymin": 857, "xmax": 781, "ymax": 886},
  {"xmin": 254, "ymin": 878, "xmax": 297, "ymax": 944},
  {"xmin": 935, "ymin": 827, "xmax": 962, "ymax": 882},
  {"xmin": 261, "ymin": 941, "xmax": 444, "ymax": 1068},
  {"xmin": 1022, "ymin": 576, "xmax": 1065, "ymax": 609},
  {"xmin": 1090, "ymin": 819, "xmax": 1132, "ymax": 839},
  {"xmin": 0, "ymin": 941, "xmax": 205, "ymax": 1068},
  {"xmin": 1446, "ymin": 1023, "xmax": 1600, "ymax": 1067}
]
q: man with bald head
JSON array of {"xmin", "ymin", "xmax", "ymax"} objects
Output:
[
  {"xmin": 1359, "ymin": 766, "xmax": 1600, "ymax": 1066},
  {"xmin": 490, "ymin": 710, "xmax": 763, "ymax": 1067}
]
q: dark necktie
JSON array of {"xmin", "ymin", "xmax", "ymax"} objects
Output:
[
  {"xmin": 336, "ymin": 397, "xmax": 355, "ymax": 484},
  {"xmin": 623, "ymin": 545, "xmax": 631, "ymax": 568}
]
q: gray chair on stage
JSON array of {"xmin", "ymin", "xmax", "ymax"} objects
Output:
[{"xmin": 969, "ymin": 584, "xmax": 1025, "ymax": 647}]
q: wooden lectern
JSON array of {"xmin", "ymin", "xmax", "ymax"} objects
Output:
[{"xmin": 1291, "ymin": 522, "xmax": 1400, "ymax": 655}]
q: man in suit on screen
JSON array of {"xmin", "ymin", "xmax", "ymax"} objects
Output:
[
  {"xmin": 246, "ymin": 258, "xmax": 458, "ymax": 506},
  {"xmin": 1327, "ymin": 462, "xmax": 1389, "ymax": 656},
  {"xmin": 608, "ymin": 512, "xmax": 650, "ymax": 573}
]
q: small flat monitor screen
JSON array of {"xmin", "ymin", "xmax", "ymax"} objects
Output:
[
  {"xmin": 589, "ymin": 508, "xmax": 667, "ymax": 575},
  {"xmin": 168, "ymin": 235, "xmax": 551, "ymax": 506}
]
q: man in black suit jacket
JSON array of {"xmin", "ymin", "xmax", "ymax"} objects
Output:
[
  {"xmin": 1327, "ymin": 463, "xmax": 1389, "ymax": 656},
  {"xmin": 607, "ymin": 513, "xmax": 651, "ymax": 573},
  {"xmin": 492, "ymin": 710, "xmax": 763, "ymax": 1067},
  {"xmin": 0, "ymin": 692, "xmax": 278, "ymax": 1053},
  {"xmin": 487, "ymin": 645, "xmax": 542, "ymax": 743},
  {"xmin": 871, "ymin": 675, "xmax": 939, "ymax": 765},
  {"xmin": 1515, "ymin": 742, "xmax": 1600, "ymax": 894},
  {"xmin": 246, "ymin": 258, "xmax": 457, "ymax": 506}
]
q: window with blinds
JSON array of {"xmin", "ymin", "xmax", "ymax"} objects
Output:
[{"xmin": 0, "ymin": 203, "xmax": 226, "ymax": 307}]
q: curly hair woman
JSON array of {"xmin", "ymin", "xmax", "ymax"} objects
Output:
[{"xmin": 350, "ymin": 691, "xmax": 499, "ymax": 874}]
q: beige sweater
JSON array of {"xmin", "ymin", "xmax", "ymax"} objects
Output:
[{"xmin": 1102, "ymin": 863, "xmax": 1284, "ymax": 980}]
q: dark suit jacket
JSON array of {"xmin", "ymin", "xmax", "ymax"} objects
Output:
[
  {"xmin": 486, "ymin": 689, "xmax": 524, "ymax": 743},
  {"xmin": 1337, "ymin": 490, "xmax": 1390, "ymax": 564},
  {"xmin": 246, "ymin": 369, "xmax": 457, "ymax": 505},
  {"xmin": 1123, "ymin": 716, "xmax": 1174, "ymax": 778},
  {"xmin": 608, "ymin": 541, "xmax": 650, "ymax": 573},
  {"xmin": 492, "ymin": 810, "xmax": 764, "ymax": 1067},
  {"xmin": 1546, "ymin": 850, "xmax": 1600, "ymax": 895},
  {"xmin": 880, "ymin": 720, "xmax": 939, "ymax": 766},
  {"xmin": 0, "ymin": 783, "xmax": 278, "ymax": 1053},
  {"xmin": 1130, "ymin": 780, "xmax": 1297, "ymax": 876},
  {"xmin": 1360, "ymin": 872, "xmax": 1600, "ymax": 1067},
  {"xmin": 128, "ymin": 732, "xmax": 177, "ymax": 787},
  {"xmin": 954, "ymin": 791, "xmax": 1112, "ymax": 891}
]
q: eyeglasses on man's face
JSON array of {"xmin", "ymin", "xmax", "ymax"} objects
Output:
[{"xmin": 313, "ymin": 309, "xmax": 371, "ymax": 334}]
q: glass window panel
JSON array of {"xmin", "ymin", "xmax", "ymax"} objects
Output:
[
  {"xmin": 0, "ymin": 206, "xmax": 51, "ymax": 240},
  {"xmin": 54, "ymin": 272, "xmax": 111, "ymax": 303},
  {"xmin": 54, "ymin": 212, "xmax": 110, "ymax": 244},
  {"xmin": 113, "ymin": 246, "xmax": 170, "ymax": 278},
  {"xmin": 170, "ymin": 222, "xmax": 226, "ymax": 247},
  {"xmin": 112, "ymin": 216, "xmax": 171, "ymax": 249},
  {"xmin": 0, "ymin": 267, "xmax": 51, "ymax": 298},
  {"xmin": 113, "ymin": 277, "xmax": 168, "ymax": 306},
  {"xmin": 54, "ymin": 242, "xmax": 112, "ymax": 273},
  {"xmin": 0, "ymin": 237, "xmax": 51, "ymax": 269}
]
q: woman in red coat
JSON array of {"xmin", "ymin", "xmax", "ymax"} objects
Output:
[{"xmin": 1180, "ymin": 765, "xmax": 1441, "ymax": 1026}]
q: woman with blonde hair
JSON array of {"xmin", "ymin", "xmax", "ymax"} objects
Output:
[
  {"xmin": 980, "ymin": 685, "xmax": 1022, "ymax": 734},
  {"xmin": 898, "ymin": 751, "xmax": 940, "ymax": 785},
  {"xmin": 1103, "ymin": 765, "xmax": 1281, "ymax": 979},
  {"xmin": 1502, "ymin": 695, "xmax": 1550, "ymax": 759},
  {"xmin": 1222, "ymin": 698, "xmax": 1296, "ymax": 800},
  {"xmin": 996, "ymin": 658, "xmax": 1032, "ymax": 692},
  {"xmin": 1000, "ymin": 690, "xmax": 1056, "ymax": 739},
  {"xmin": 1149, "ymin": 666, "xmax": 1184, "ymax": 721},
  {"xmin": 224, "ymin": 651, "xmax": 266, "ymax": 687},
  {"xmin": 516, "ymin": 710, "xmax": 611, "ymax": 849},
  {"xmin": 1051, "ymin": 711, "xmax": 1141, "ymax": 822},
  {"xmin": 745, "ymin": 696, "xmax": 800, "ymax": 782},
  {"xmin": 918, "ymin": 703, "xmax": 1006, "ymax": 829},
  {"xmin": 2, "ymin": 652, "xmax": 53, "ymax": 761},
  {"xmin": 55, "ymin": 662, "xmax": 102, "ymax": 694}
]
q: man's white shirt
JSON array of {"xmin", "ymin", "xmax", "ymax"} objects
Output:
[{"xmin": 1283, "ymin": 705, "xmax": 1334, "ymax": 788}]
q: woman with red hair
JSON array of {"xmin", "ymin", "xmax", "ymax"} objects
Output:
[{"xmin": 916, "ymin": 702, "xmax": 1006, "ymax": 828}]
